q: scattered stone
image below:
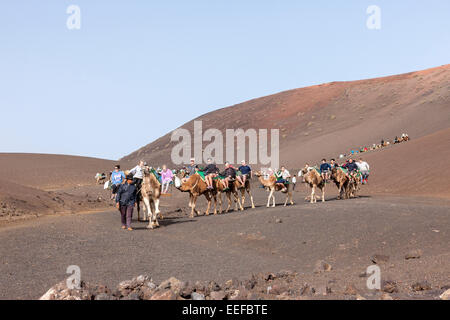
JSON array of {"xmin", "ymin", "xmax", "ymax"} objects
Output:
[
  {"xmin": 210, "ymin": 291, "xmax": 227, "ymax": 300},
  {"xmin": 405, "ymin": 250, "xmax": 422, "ymax": 260},
  {"xmin": 275, "ymin": 218, "xmax": 282, "ymax": 223},
  {"xmin": 158, "ymin": 277, "xmax": 184, "ymax": 294},
  {"xmin": 208, "ymin": 281, "xmax": 221, "ymax": 292},
  {"xmin": 123, "ymin": 292, "xmax": 140, "ymax": 300},
  {"xmin": 229, "ymin": 289, "xmax": 240, "ymax": 300},
  {"xmin": 314, "ymin": 260, "xmax": 333, "ymax": 273},
  {"xmin": 300, "ymin": 284, "xmax": 313, "ymax": 296},
  {"xmin": 382, "ymin": 280, "xmax": 398, "ymax": 294},
  {"xmin": 94, "ymin": 293, "xmax": 113, "ymax": 300},
  {"xmin": 411, "ymin": 281, "xmax": 432, "ymax": 291},
  {"xmin": 356, "ymin": 294, "xmax": 367, "ymax": 300},
  {"xmin": 371, "ymin": 254, "xmax": 389, "ymax": 264},
  {"xmin": 381, "ymin": 293, "xmax": 393, "ymax": 300},
  {"xmin": 344, "ymin": 284, "xmax": 358, "ymax": 296},
  {"xmin": 149, "ymin": 290, "xmax": 177, "ymax": 300},
  {"xmin": 440, "ymin": 289, "xmax": 450, "ymax": 300},
  {"xmin": 265, "ymin": 273, "xmax": 276, "ymax": 281},
  {"xmin": 269, "ymin": 284, "xmax": 288, "ymax": 295},
  {"xmin": 192, "ymin": 292, "xmax": 205, "ymax": 300},
  {"xmin": 315, "ymin": 285, "xmax": 331, "ymax": 296}
]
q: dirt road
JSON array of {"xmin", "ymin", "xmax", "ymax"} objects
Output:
[{"xmin": 0, "ymin": 188, "xmax": 449, "ymax": 300}]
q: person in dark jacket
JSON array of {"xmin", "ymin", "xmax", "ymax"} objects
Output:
[
  {"xmin": 319, "ymin": 159, "xmax": 332, "ymax": 181},
  {"xmin": 219, "ymin": 162, "xmax": 236, "ymax": 190},
  {"xmin": 345, "ymin": 158, "xmax": 359, "ymax": 173},
  {"xmin": 116, "ymin": 174, "xmax": 137, "ymax": 231},
  {"xmin": 344, "ymin": 158, "xmax": 359, "ymax": 180},
  {"xmin": 199, "ymin": 158, "xmax": 219, "ymax": 189}
]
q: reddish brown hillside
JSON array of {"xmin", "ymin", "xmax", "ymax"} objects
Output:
[
  {"xmin": 0, "ymin": 154, "xmax": 116, "ymax": 190},
  {"xmin": 362, "ymin": 127, "xmax": 450, "ymax": 198},
  {"xmin": 122, "ymin": 64, "xmax": 450, "ymax": 169}
]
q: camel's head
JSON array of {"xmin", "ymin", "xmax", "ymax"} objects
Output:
[
  {"xmin": 253, "ymin": 171, "xmax": 263, "ymax": 177},
  {"xmin": 300, "ymin": 167, "xmax": 309, "ymax": 176},
  {"xmin": 174, "ymin": 174, "xmax": 197, "ymax": 192},
  {"xmin": 173, "ymin": 175, "xmax": 182, "ymax": 189}
]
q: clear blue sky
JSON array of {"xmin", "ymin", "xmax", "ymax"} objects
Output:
[{"xmin": 1, "ymin": 1, "xmax": 449, "ymax": 160}]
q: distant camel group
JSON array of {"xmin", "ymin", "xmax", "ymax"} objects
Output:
[{"xmin": 299, "ymin": 165, "xmax": 361, "ymax": 204}]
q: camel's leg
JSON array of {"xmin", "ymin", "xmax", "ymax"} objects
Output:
[
  {"xmin": 240, "ymin": 189, "xmax": 246, "ymax": 208},
  {"xmin": 216, "ymin": 192, "xmax": 222, "ymax": 214},
  {"xmin": 247, "ymin": 188, "xmax": 255, "ymax": 209},
  {"xmin": 235, "ymin": 192, "xmax": 244, "ymax": 211},
  {"xmin": 290, "ymin": 190, "xmax": 294, "ymax": 205},
  {"xmin": 272, "ymin": 192, "xmax": 276, "ymax": 207},
  {"xmin": 144, "ymin": 197, "xmax": 154, "ymax": 229},
  {"xmin": 190, "ymin": 195, "xmax": 198, "ymax": 218},
  {"xmin": 151, "ymin": 200, "xmax": 159, "ymax": 227},
  {"xmin": 205, "ymin": 193, "xmax": 212, "ymax": 216},
  {"xmin": 311, "ymin": 186, "xmax": 315, "ymax": 204},
  {"xmin": 225, "ymin": 192, "xmax": 232, "ymax": 213},
  {"xmin": 212, "ymin": 194, "xmax": 217, "ymax": 215},
  {"xmin": 188, "ymin": 194, "xmax": 192, "ymax": 208},
  {"xmin": 267, "ymin": 189, "xmax": 274, "ymax": 207},
  {"xmin": 154, "ymin": 197, "xmax": 161, "ymax": 214},
  {"xmin": 284, "ymin": 193, "xmax": 288, "ymax": 206},
  {"xmin": 321, "ymin": 186, "xmax": 325, "ymax": 202},
  {"xmin": 136, "ymin": 199, "xmax": 141, "ymax": 221}
]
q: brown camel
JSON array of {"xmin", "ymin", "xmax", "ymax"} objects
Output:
[
  {"xmin": 347, "ymin": 173, "xmax": 360, "ymax": 198},
  {"xmin": 137, "ymin": 167, "xmax": 162, "ymax": 229},
  {"xmin": 300, "ymin": 167, "xmax": 325, "ymax": 203},
  {"xmin": 330, "ymin": 167, "xmax": 350, "ymax": 200},
  {"xmin": 235, "ymin": 177, "xmax": 255, "ymax": 210},
  {"xmin": 254, "ymin": 171, "xmax": 293, "ymax": 207},
  {"xmin": 214, "ymin": 178, "xmax": 244, "ymax": 213},
  {"xmin": 173, "ymin": 173, "xmax": 217, "ymax": 218}
]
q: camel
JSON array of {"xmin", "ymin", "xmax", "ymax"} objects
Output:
[
  {"xmin": 254, "ymin": 171, "xmax": 294, "ymax": 207},
  {"xmin": 173, "ymin": 173, "xmax": 217, "ymax": 218},
  {"xmin": 213, "ymin": 177, "xmax": 244, "ymax": 213},
  {"xmin": 346, "ymin": 173, "xmax": 361, "ymax": 198},
  {"xmin": 95, "ymin": 173, "xmax": 106, "ymax": 184},
  {"xmin": 235, "ymin": 177, "xmax": 255, "ymax": 210},
  {"xmin": 137, "ymin": 167, "xmax": 162, "ymax": 229},
  {"xmin": 330, "ymin": 167, "xmax": 350, "ymax": 200},
  {"xmin": 300, "ymin": 167, "xmax": 325, "ymax": 203}
]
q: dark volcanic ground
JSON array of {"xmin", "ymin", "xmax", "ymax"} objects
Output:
[{"xmin": 0, "ymin": 185, "xmax": 449, "ymax": 300}]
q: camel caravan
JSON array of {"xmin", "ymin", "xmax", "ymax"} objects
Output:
[{"xmin": 102, "ymin": 155, "xmax": 371, "ymax": 231}]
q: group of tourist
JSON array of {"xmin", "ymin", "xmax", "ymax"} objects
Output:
[
  {"xmin": 341, "ymin": 132, "xmax": 410, "ymax": 159},
  {"xmin": 181, "ymin": 158, "xmax": 253, "ymax": 191},
  {"xmin": 300, "ymin": 157, "xmax": 370, "ymax": 185},
  {"xmin": 103, "ymin": 156, "xmax": 371, "ymax": 231}
]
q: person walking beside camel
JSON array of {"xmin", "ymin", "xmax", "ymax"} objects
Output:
[{"xmin": 116, "ymin": 174, "xmax": 137, "ymax": 231}]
